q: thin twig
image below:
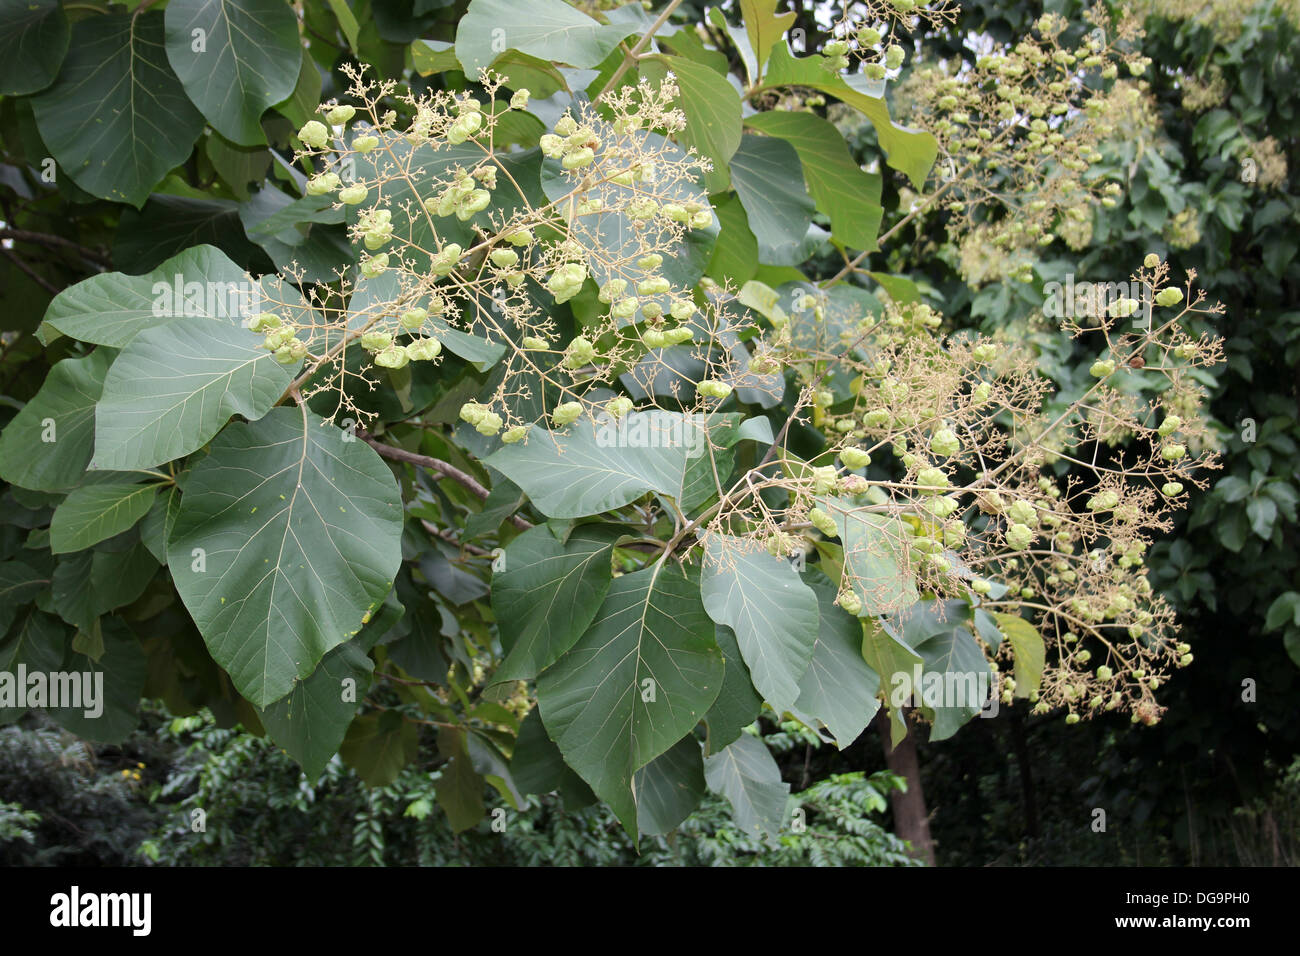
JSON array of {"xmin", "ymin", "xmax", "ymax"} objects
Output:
[
  {"xmin": 597, "ymin": 0, "xmax": 685, "ymax": 99},
  {"xmin": 363, "ymin": 434, "xmax": 532, "ymax": 530}
]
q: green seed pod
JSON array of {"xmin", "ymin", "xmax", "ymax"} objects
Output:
[
  {"xmin": 840, "ymin": 447, "xmax": 871, "ymax": 470},
  {"xmin": 405, "ymin": 337, "xmax": 442, "ymax": 361},
  {"xmin": 326, "ymin": 105, "xmax": 355, "ymax": 125},
  {"xmin": 338, "ymin": 184, "xmax": 368, "ymax": 205},
  {"xmin": 1143, "ymin": 253, "xmax": 1160, "ymax": 269},
  {"xmin": 399, "ymin": 308, "xmax": 428, "ymax": 330},
  {"xmin": 916, "ymin": 467, "xmax": 949, "ymax": 495},
  {"xmin": 298, "ymin": 121, "xmax": 329, "ymax": 148},
  {"xmin": 929, "ymin": 428, "xmax": 960, "ymax": 458},
  {"xmin": 553, "ymin": 401, "xmax": 583, "ymax": 426},
  {"xmin": 502, "ymin": 425, "xmax": 529, "ymax": 443},
  {"xmin": 1090, "ymin": 358, "xmax": 1116, "ymax": 378},
  {"xmin": 837, "ymin": 588, "xmax": 862, "ymax": 615},
  {"xmin": 809, "ymin": 507, "xmax": 838, "ymax": 537},
  {"xmin": 373, "ymin": 345, "xmax": 409, "ymax": 369},
  {"xmin": 606, "ymin": 396, "xmax": 634, "ymax": 419},
  {"xmin": 1154, "ymin": 287, "xmax": 1183, "ymax": 307},
  {"xmin": 353, "ymin": 135, "xmax": 378, "ymax": 153},
  {"xmin": 475, "ymin": 411, "xmax": 503, "ymax": 436},
  {"xmin": 361, "ymin": 331, "xmax": 392, "ymax": 351},
  {"xmin": 1005, "ymin": 523, "xmax": 1034, "ymax": 550}
]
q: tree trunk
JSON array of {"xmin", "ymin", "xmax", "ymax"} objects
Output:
[{"xmin": 875, "ymin": 708, "xmax": 936, "ymax": 865}]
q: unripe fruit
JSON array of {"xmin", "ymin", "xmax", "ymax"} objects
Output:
[
  {"xmin": 338, "ymin": 184, "xmax": 368, "ymax": 205},
  {"xmin": 690, "ymin": 209, "xmax": 713, "ymax": 229},
  {"xmin": 563, "ymin": 336, "xmax": 596, "ymax": 369},
  {"xmin": 553, "ymin": 402, "xmax": 583, "ymax": 426},
  {"xmin": 510, "ymin": 90, "xmax": 530, "ymax": 110},
  {"xmin": 539, "ymin": 134, "xmax": 564, "ymax": 158},
  {"xmin": 361, "ymin": 253, "xmax": 389, "ymax": 278},
  {"xmin": 489, "ymin": 249, "xmax": 518, "ymax": 269},
  {"xmin": 502, "ymin": 425, "xmax": 529, "ymax": 443},
  {"xmin": 400, "ymin": 308, "xmax": 428, "ymax": 330},
  {"xmin": 522, "ymin": 336, "xmax": 548, "ymax": 351},
  {"xmin": 298, "ymin": 121, "xmax": 329, "ymax": 148},
  {"xmin": 916, "ymin": 467, "xmax": 949, "ymax": 494},
  {"xmin": 971, "ymin": 579, "xmax": 992, "ymax": 595},
  {"xmin": 837, "ymin": 588, "xmax": 862, "ymax": 615},
  {"xmin": 697, "ymin": 380, "xmax": 732, "ymax": 400},
  {"xmin": 606, "ymin": 396, "xmax": 634, "ymax": 419},
  {"xmin": 326, "ymin": 105, "xmax": 355, "ymax": 124},
  {"xmin": 1096, "ymin": 665, "xmax": 1113, "ymax": 681},
  {"xmin": 1090, "ymin": 358, "xmax": 1115, "ymax": 377},
  {"xmin": 809, "ymin": 507, "xmax": 838, "ymax": 537},
  {"xmin": 840, "ymin": 447, "xmax": 871, "ymax": 469},
  {"xmin": 562, "ymin": 147, "xmax": 594, "ymax": 169},
  {"xmin": 475, "ymin": 411, "xmax": 503, "ymax": 436},
  {"xmin": 306, "ymin": 172, "xmax": 341, "ymax": 195},
  {"xmin": 971, "ymin": 343, "xmax": 998, "ymax": 363},
  {"xmin": 1109, "ymin": 298, "xmax": 1139, "ymax": 318},
  {"xmin": 1161, "ymin": 482, "xmax": 1184, "ymax": 497},
  {"xmin": 506, "ymin": 228, "xmax": 534, "ymax": 246},
  {"xmin": 373, "ymin": 345, "xmax": 409, "ymax": 369},
  {"xmin": 353, "ymin": 135, "xmax": 378, "ymax": 153},
  {"xmin": 663, "ymin": 326, "xmax": 693, "ymax": 345},
  {"xmin": 1154, "ymin": 287, "xmax": 1183, "ymax": 307},
  {"xmin": 406, "ymin": 337, "xmax": 442, "ymax": 361},
  {"xmin": 1065, "ymin": 713, "xmax": 1080, "ymax": 725},
  {"xmin": 1006, "ymin": 523, "xmax": 1034, "ymax": 550},
  {"xmin": 642, "ymin": 329, "xmax": 665, "ymax": 348},
  {"xmin": 249, "ymin": 312, "xmax": 282, "ymax": 333},
  {"xmin": 1144, "ymin": 253, "xmax": 1160, "ymax": 269},
  {"xmin": 1161, "ymin": 443, "xmax": 1186, "ymax": 461},
  {"xmin": 1087, "ymin": 490, "xmax": 1119, "ymax": 512},
  {"xmin": 361, "ymin": 331, "xmax": 392, "ymax": 351},
  {"xmin": 929, "ymin": 428, "xmax": 960, "ymax": 458}
]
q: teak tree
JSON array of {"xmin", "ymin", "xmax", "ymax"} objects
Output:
[{"xmin": 0, "ymin": 0, "xmax": 1222, "ymax": 849}]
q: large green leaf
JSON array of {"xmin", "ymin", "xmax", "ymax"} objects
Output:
[
  {"xmin": 44, "ymin": 615, "xmax": 148, "ymax": 744},
  {"xmin": 643, "ymin": 55, "xmax": 742, "ymax": 193},
  {"xmin": 700, "ymin": 533, "xmax": 818, "ymax": 715},
  {"xmin": 41, "ymin": 246, "xmax": 256, "ymax": 347},
  {"xmin": 745, "ymin": 111, "xmax": 883, "ymax": 250},
  {"xmin": 0, "ymin": 611, "xmax": 67, "ymax": 724},
  {"xmin": 49, "ymin": 482, "xmax": 158, "ymax": 554},
  {"xmin": 728, "ymin": 134, "xmax": 818, "ymax": 266},
  {"xmin": 911, "ymin": 617, "xmax": 992, "ymax": 741},
  {"xmin": 511, "ymin": 707, "xmax": 596, "ymax": 809},
  {"xmin": 702, "ymin": 624, "xmax": 762, "ymax": 755},
  {"xmin": 340, "ymin": 711, "xmax": 417, "ymax": 787},
  {"xmin": 30, "ymin": 13, "xmax": 204, "ymax": 207},
  {"xmin": 167, "ymin": 407, "xmax": 404, "ymax": 707},
  {"xmin": 486, "ymin": 410, "xmax": 711, "ymax": 519},
  {"xmin": 435, "ymin": 727, "xmax": 485, "ymax": 833},
  {"xmin": 739, "ymin": 0, "xmax": 795, "ymax": 78},
  {"xmin": 91, "ymin": 317, "xmax": 296, "ymax": 472},
  {"xmin": 816, "ymin": 495, "xmax": 918, "ymax": 615},
  {"xmin": 791, "ymin": 571, "xmax": 881, "ymax": 747},
  {"xmin": 703, "ymin": 732, "xmax": 789, "ymax": 845},
  {"xmin": 761, "ymin": 43, "xmax": 938, "ymax": 191},
  {"xmin": 0, "ymin": 350, "xmax": 113, "ymax": 493},
  {"xmin": 635, "ymin": 734, "xmax": 706, "ymax": 836},
  {"xmin": 164, "ymin": 0, "xmax": 302, "ymax": 146},
  {"xmin": 490, "ymin": 523, "xmax": 618, "ymax": 681},
  {"xmin": 0, "ymin": 0, "xmax": 69, "ymax": 96},
  {"xmin": 537, "ymin": 563, "xmax": 723, "ymax": 839},
  {"xmin": 454, "ymin": 0, "xmax": 638, "ymax": 77},
  {"xmin": 992, "ymin": 611, "xmax": 1045, "ymax": 698},
  {"xmin": 0, "ymin": 562, "xmax": 49, "ymax": 638},
  {"xmin": 257, "ymin": 638, "xmax": 374, "ymax": 780}
]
